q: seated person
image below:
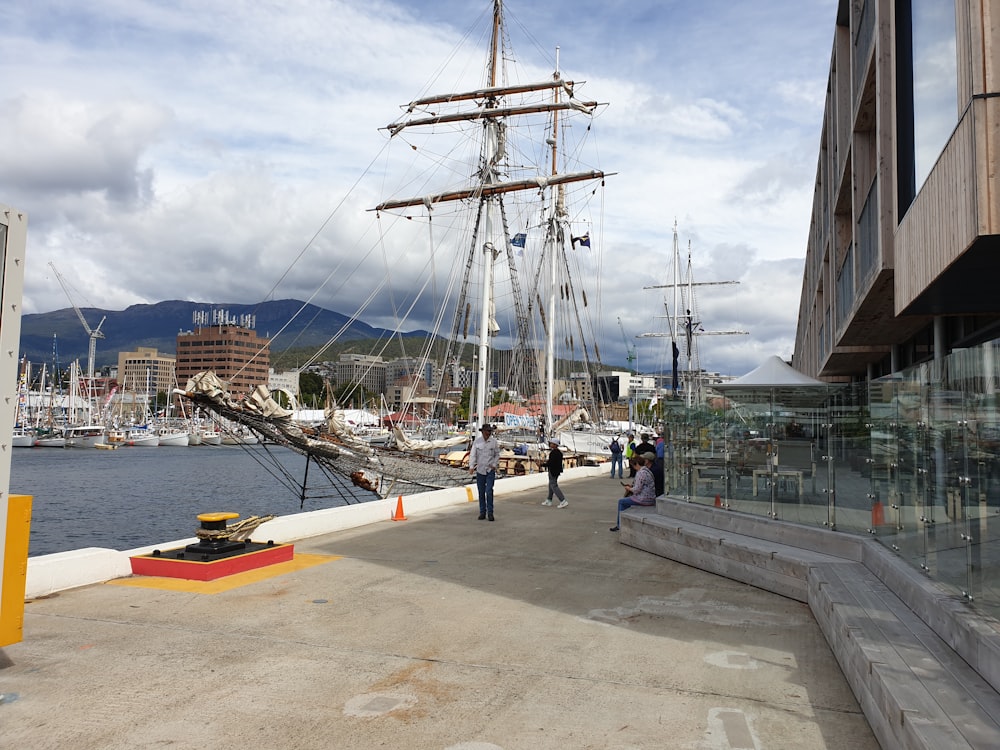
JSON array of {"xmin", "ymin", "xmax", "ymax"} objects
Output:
[{"xmin": 610, "ymin": 452, "xmax": 657, "ymax": 531}]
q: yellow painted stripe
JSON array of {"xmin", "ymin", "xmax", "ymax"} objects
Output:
[
  {"xmin": 0, "ymin": 495, "xmax": 33, "ymax": 647},
  {"xmin": 465, "ymin": 486, "xmax": 474, "ymax": 502},
  {"xmin": 106, "ymin": 553, "xmax": 341, "ymax": 594}
]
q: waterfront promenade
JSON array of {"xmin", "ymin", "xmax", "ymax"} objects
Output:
[{"xmin": 0, "ymin": 470, "xmax": 876, "ymax": 749}]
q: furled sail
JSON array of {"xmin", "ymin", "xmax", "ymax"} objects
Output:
[{"xmin": 176, "ymin": 372, "xmax": 474, "ymax": 498}]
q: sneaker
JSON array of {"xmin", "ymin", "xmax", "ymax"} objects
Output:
[
  {"xmin": 609, "ymin": 525, "xmax": 619, "ymax": 532},
  {"xmin": 478, "ymin": 512, "xmax": 486, "ymax": 520},
  {"xmin": 541, "ymin": 499, "xmax": 553, "ymax": 506},
  {"xmin": 557, "ymin": 500, "xmax": 568, "ymax": 509}
]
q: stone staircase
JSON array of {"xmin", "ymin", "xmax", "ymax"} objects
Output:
[{"xmin": 621, "ymin": 498, "xmax": 1000, "ymax": 749}]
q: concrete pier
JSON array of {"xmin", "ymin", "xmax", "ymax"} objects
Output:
[{"xmin": 0, "ymin": 470, "xmax": 876, "ymax": 749}]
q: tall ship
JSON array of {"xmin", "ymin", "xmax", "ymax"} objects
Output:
[{"xmin": 178, "ymin": 0, "xmax": 612, "ymax": 497}]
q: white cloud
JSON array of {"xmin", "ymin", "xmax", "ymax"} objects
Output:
[{"xmin": 1, "ymin": 0, "xmax": 838, "ymax": 378}]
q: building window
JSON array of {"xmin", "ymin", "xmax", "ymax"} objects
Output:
[{"xmin": 896, "ymin": 0, "xmax": 959, "ymax": 209}]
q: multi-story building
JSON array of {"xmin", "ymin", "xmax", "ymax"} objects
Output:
[
  {"xmin": 794, "ymin": 0, "xmax": 999, "ymax": 380},
  {"xmin": 771, "ymin": 0, "xmax": 1000, "ymax": 622},
  {"xmin": 268, "ymin": 367, "xmax": 299, "ymax": 405},
  {"xmin": 117, "ymin": 346, "xmax": 176, "ymax": 398},
  {"xmin": 387, "ymin": 357, "xmax": 439, "ymax": 390},
  {"xmin": 175, "ymin": 322, "xmax": 270, "ymax": 398},
  {"xmin": 334, "ymin": 354, "xmax": 386, "ymax": 396}
]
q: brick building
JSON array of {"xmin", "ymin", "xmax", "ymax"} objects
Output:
[{"xmin": 175, "ymin": 324, "xmax": 270, "ymax": 398}]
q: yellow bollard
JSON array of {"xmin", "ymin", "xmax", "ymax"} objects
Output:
[{"xmin": 1, "ymin": 494, "xmax": 33, "ymax": 647}]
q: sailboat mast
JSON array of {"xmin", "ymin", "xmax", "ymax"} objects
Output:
[
  {"xmin": 474, "ymin": 0, "xmax": 505, "ymax": 429},
  {"xmin": 685, "ymin": 246, "xmax": 695, "ymax": 408},
  {"xmin": 490, "ymin": 0, "xmax": 501, "ymax": 87},
  {"xmin": 544, "ymin": 46, "xmax": 561, "ymax": 437}
]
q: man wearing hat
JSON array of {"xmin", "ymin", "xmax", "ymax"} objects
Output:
[
  {"xmin": 469, "ymin": 424, "xmax": 500, "ymax": 521},
  {"xmin": 541, "ymin": 438, "xmax": 568, "ymax": 508},
  {"xmin": 610, "ymin": 451, "xmax": 657, "ymax": 531}
]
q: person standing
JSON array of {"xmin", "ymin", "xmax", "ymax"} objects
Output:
[
  {"xmin": 469, "ymin": 424, "xmax": 500, "ymax": 521},
  {"xmin": 541, "ymin": 439, "xmax": 568, "ymax": 508},
  {"xmin": 652, "ymin": 428, "xmax": 666, "ymax": 496},
  {"xmin": 608, "ymin": 435, "xmax": 624, "ymax": 479},
  {"xmin": 624, "ymin": 432, "xmax": 637, "ymax": 477},
  {"xmin": 635, "ymin": 433, "xmax": 656, "ymax": 458},
  {"xmin": 610, "ymin": 452, "xmax": 657, "ymax": 531}
]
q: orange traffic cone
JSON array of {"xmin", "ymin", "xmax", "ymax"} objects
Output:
[
  {"xmin": 391, "ymin": 496, "xmax": 407, "ymax": 521},
  {"xmin": 871, "ymin": 500, "xmax": 884, "ymax": 526},
  {"xmin": 714, "ymin": 494, "xmax": 722, "ymax": 508}
]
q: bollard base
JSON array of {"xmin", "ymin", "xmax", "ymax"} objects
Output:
[{"xmin": 129, "ymin": 541, "xmax": 294, "ymax": 581}]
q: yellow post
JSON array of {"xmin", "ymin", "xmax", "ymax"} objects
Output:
[
  {"xmin": 0, "ymin": 206, "xmax": 28, "ymax": 648},
  {"xmin": 1, "ymin": 494, "xmax": 32, "ymax": 647}
]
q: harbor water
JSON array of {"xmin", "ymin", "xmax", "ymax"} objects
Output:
[{"xmin": 10, "ymin": 444, "xmax": 374, "ymax": 557}]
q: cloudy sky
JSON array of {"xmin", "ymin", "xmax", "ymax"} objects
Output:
[{"xmin": 1, "ymin": 0, "xmax": 838, "ymax": 377}]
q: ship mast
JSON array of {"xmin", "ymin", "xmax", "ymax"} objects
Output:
[
  {"xmin": 641, "ymin": 223, "xmax": 748, "ymax": 407},
  {"xmin": 543, "ymin": 46, "xmax": 562, "ymax": 437},
  {"xmin": 372, "ymin": 0, "xmax": 609, "ymax": 431},
  {"xmin": 468, "ymin": 0, "xmax": 505, "ymax": 430}
]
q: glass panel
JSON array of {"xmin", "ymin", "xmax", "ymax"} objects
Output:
[{"xmin": 662, "ymin": 345, "xmax": 1000, "ymax": 620}]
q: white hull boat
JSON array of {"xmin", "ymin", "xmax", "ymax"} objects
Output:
[
  {"xmin": 35, "ymin": 436, "xmax": 66, "ymax": 448},
  {"xmin": 158, "ymin": 428, "xmax": 190, "ymax": 447},
  {"xmin": 221, "ymin": 432, "xmax": 259, "ymax": 446},
  {"xmin": 64, "ymin": 425, "xmax": 105, "ymax": 449},
  {"xmin": 12, "ymin": 428, "xmax": 35, "ymax": 447},
  {"xmin": 127, "ymin": 428, "xmax": 160, "ymax": 447},
  {"xmin": 198, "ymin": 429, "xmax": 223, "ymax": 446}
]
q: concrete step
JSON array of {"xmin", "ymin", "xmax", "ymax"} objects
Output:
[
  {"xmin": 620, "ymin": 508, "xmax": 843, "ymax": 601},
  {"xmin": 621, "ymin": 505, "xmax": 1000, "ymax": 749},
  {"xmin": 811, "ymin": 562, "xmax": 1000, "ymax": 749}
]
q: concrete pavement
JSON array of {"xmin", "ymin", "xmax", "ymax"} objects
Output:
[{"xmin": 0, "ymin": 471, "xmax": 877, "ymax": 749}]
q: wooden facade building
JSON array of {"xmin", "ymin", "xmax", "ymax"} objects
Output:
[{"xmin": 794, "ymin": 0, "xmax": 1000, "ymax": 380}]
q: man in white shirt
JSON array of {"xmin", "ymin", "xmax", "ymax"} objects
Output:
[{"xmin": 469, "ymin": 424, "xmax": 500, "ymax": 521}]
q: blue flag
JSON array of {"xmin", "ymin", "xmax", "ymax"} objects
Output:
[
  {"xmin": 571, "ymin": 234, "xmax": 591, "ymax": 248},
  {"xmin": 511, "ymin": 233, "xmax": 527, "ymax": 248}
]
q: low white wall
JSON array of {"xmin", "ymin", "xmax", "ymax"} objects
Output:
[{"xmin": 24, "ymin": 466, "xmax": 604, "ymax": 598}]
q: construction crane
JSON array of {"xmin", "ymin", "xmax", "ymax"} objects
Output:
[
  {"xmin": 617, "ymin": 316, "xmax": 637, "ymax": 370},
  {"xmin": 49, "ymin": 262, "xmax": 106, "ymax": 381}
]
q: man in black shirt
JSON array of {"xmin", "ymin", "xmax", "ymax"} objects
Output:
[{"xmin": 541, "ymin": 439, "xmax": 568, "ymax": 508}]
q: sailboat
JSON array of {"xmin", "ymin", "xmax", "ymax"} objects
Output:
[
  {"xmin": 35, "ymin": 341, "xmax": 68, "ymax": 448},
  {"xmin": 177, "ymin": 0, "xmax": 611, "ymax": 496},
  {"xmin": 63, "ymin": 360, "xmax": 105, "ymax": 449},
  {"xmin": 12, "ymin": 359, "xmax": 36, "ymax": 447},
  {"xmin": 641, "ymin": 223, "xmax": 748, "ymax": 408}
]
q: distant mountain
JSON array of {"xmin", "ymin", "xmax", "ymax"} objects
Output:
[{"xmin": 18, "ymin": 299, "xmax": 431, "ymax": 370}]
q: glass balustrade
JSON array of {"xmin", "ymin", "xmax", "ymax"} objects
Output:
[{"xmin": 653, "ymin": 341, "xmax": 1000, "ymax": 619}]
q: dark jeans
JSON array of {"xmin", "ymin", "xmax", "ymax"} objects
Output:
[
  {"xmin": 547, "ymin": 475, "xmax": 565, "ymax": 501},
  {"xmin": 476, "ymin": 470, "xmax": 496, "ymax": 514},
  {"xmin": 616, "ymin": 497, "xmax": 652, "ymax": 526},
  {"xmin": 652, "ymin": 458, "xmax": 664, "ymax": 496}
]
